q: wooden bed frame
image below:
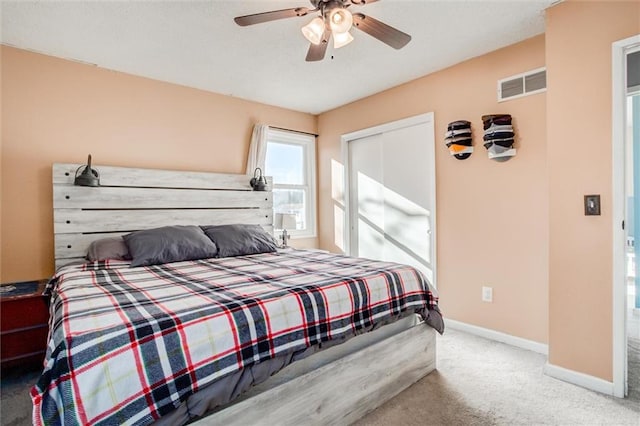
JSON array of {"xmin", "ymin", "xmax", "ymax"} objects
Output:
[
  {"xmin": 51, "ymin": 162, "xmax": 437, "ymax": 425},
  {"xmin": 202, "ymin": 322, "xmax": 435, "ymax": 425}
]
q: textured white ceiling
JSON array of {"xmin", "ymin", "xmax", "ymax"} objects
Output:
[{"xmin": 0, "ymin": 0, "xmax": 555, "ymax": 114}]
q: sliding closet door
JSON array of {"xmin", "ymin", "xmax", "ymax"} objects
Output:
[
  {"xmin": 381, "ymin": 123, "xmax": 434, "ymax": 283},
  {"xmin": 349, "ymin": 133, "xmax": 384, "ymax": 261},
  {"xmin": 347, "ymin": 114, "xmax": 435, "ymax": 284}
]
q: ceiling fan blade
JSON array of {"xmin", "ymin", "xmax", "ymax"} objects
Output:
[
  {"xmin": 352, "ymin": 13, "xmax": 411, "ymax": 49},
  {"xmin": 306, "ymin": 30, "xmax": 330, "ymax": 62},
  {"xmin": 234, "ymin": 7, "xmax": 311, "ymax": 26}
]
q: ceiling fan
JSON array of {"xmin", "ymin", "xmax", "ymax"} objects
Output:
[{"xmin": 234, "ymin": 0, "xmax": 411, "ymax": 62}]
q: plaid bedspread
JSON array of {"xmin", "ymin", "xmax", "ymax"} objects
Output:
[{"xmin": 32, "ymin": 249, "xmax": 442, "ymax": 426}]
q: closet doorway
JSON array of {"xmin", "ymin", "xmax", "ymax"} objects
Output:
[{"xmin": 342, "ymin": 113, "xmax": 436, "ymax": 286}]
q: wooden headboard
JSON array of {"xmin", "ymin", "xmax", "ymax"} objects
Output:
[{"xmin": 53, "ymin": 163, "xmax": 273, "ymax": 269}]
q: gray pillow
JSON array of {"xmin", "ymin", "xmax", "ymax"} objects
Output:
[
  {"xmin": 201, "ymin": 224, "xmax": 277, "ymax": 258},
  {"xmin": 86, "ymin": 237, "xmax": 131, "ymax": 261},
  {"xmin": 124, "ymin": 225, "xmax": 219, "ymax": 267}
]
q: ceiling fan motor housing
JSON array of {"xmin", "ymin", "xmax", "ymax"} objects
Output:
[{"xmin": 311, "ymin": 0, "xmax": 353, "ymax": 10}]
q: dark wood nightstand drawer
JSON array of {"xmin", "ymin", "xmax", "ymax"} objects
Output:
[
  {"xmin": 1, "ymin": 280, "xmax": 50, "ymax": 370},
  {"xmin": 1, "ymin": 295, "xmax": 49, "ymax": 330},
  {"xmin": 1, "ymin": 326, "xmax": 49, "ymax": 361}
]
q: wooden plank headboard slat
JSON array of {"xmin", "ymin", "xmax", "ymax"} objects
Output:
[
  {"xmin": 53, "ymin": 186, "xmax": 273, "ymax": 209},
  {"xmin": 54, "ymin": 208, "xmax": 273, "ymax": 234},
  {"xmin": 53, "ymin": 163, "xmax": 273, "ymax": 190},
  {"xmin": 56, "ymin": 226, "xmax": 276, "ymax": 259},
  {"xmin": 56, "ymin": 233, "xmax": 128, "ymax": 259}
]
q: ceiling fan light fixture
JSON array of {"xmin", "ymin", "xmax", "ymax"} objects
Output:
[
  {"xmin": 301, "ymin": 17, "xmax": 325, "ymax": 45},
  {"xmin": 328, "ymin": 8, "xmax": 353, "ymax": 34},
  {"xmin": 234, "ymin": 1, "xmax": 413, "ymax": 62},
  {"xmin": 333, "ymin": 30, "xmax": 354, "ymax": 49}
]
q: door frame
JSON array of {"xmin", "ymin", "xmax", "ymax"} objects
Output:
[
  {"xmin": 612, "ymin": 33, "xmax": 640, "ymax": 399},
  {"xmin": 340, "ymin": 112, "xmax": 437, "ymax": 287}
]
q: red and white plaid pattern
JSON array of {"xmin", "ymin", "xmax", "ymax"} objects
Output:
[{"xmin": 32, "ymin": 249, "xmax": 441, "ymax": 425}]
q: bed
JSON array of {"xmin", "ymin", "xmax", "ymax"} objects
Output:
[{"xmin": 32, "ymin": 163, "xmax": 444, "ymax": 425}]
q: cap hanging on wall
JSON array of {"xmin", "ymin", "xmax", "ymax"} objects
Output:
[
  {"xmin": 482, "ymin": 114, "xmax": 516, "ymax": 162},
  {"xmin": 250, "ymin": 167, "xmax": 268, "ymax": 191},
  {"xmin": 74, "ymin": 154, "xmax": 100, "ymax": 187},
  {"xmin": 445, "ymin": 120, "xmax": 473, "ymax": 160}
]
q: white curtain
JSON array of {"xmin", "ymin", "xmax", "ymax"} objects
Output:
[{"xmin": 246, "ymin": 124, "xmax": 269, "ymax": 174}]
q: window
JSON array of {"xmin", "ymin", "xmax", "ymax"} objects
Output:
[{"xmin": 265, "ymin": 129, "xmax": 317, "ymax": 238}]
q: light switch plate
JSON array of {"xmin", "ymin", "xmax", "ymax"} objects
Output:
[{"xmin": 584, "ymin": 195, "xmax": 601, "ymax": 216}]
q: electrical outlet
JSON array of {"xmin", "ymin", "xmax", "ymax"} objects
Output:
[{"xmin": 482, "ymin": 286, "xmax": 493, "ymax": 302}]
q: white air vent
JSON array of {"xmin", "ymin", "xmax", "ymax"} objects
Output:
[{"xmin": 498, "ymin": 67, "xmax": 546, "ymax": 102}]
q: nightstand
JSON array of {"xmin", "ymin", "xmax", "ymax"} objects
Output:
[{"xmin": 1, "ymin": 280, "xmax": 49, "ymax": 371}]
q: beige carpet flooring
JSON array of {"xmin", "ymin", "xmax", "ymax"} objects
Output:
[
  {"xmin": 2, "ymin": 329, "xmax": 639, "ymax": 425},
  {"xmin": 356, "ymin": 329, "xmax": 640, "ymax": 426}
]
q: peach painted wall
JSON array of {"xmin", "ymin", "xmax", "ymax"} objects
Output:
[
  {"xmin": 317, "ymin": 36, "xmax": 549, "ymax": 344},
  {"xmin": 546, "ymin": 1, "xmax": 640, "ymax": 381},
  {"xmin": 0, "ymin": 46, "xmax": 317, "ymax": 282}
]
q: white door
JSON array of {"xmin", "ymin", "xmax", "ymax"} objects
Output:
[
  {"xmin": 624, "ymin": 49, "xmax": 640, "ymax": 398},
  {"xmin": 349, "ymin": 133, "xmax": 385, "ymax": 261},
  {"xmin": 613, "ymin": 34, "xmax": 640, "ymax": 398},
  {"xmin": 346, "ymin": 113, "xmax": 436, "ymax": 285}
]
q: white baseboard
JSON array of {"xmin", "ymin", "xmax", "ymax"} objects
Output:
[
  {"xmin": 444, "ymin": 320, "xmax": 617, "ymax": 396},
  {"xmin": 543, "ymin": 363, "xmax": 615, "ymax": 396},
  {"xmin": 446, "ymin": 319, "xmax": 548, "ymax": 355}
]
